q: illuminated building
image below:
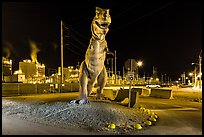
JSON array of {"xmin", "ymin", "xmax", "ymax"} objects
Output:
[
  {"xmin": 13, "ymin": 70, "xmax": 26, "ymax": 82},
  {"xmin": 58, "ymin": 66, "xmax": 79, "ymax": 83},
  {"xmin": 19, "ymin": 59, "xmax": 45, "ymax": 83},
  {"xmin": 36, "ymin": 63, "xmax": 45, "ymax": 77},
  {"xmin": 19, "ymin": 59, "xmax": 37, "ymax": 79},
  {"xmin": 2, "ymin": 57, "xmax": 12, "ymax": 81}
]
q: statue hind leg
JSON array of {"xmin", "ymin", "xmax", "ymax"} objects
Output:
[
  {"xmin": 70, "ymin": 61, "xmax": 89, "ymax": 104},
  {"xmin": 87, "ymin": 78, "xmax": 96, "ymax": 96},
  {"xmin": 96, "ymin": 66, "xmax": 107, "ymax": 99}
]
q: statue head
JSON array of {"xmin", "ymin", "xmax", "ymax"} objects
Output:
[{"xmin": 91, "ymin": 7, "xmax": 111, "ymax": 40}]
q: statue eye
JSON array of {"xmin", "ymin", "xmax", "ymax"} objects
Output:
[{"xmin": 103, "ymin": 13, "xmax": 107, "ymax": 17}]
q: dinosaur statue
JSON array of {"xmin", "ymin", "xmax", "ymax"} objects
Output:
[{"xmin": 70, "ymin": 7, "xmax": 111, "ymax": 104}]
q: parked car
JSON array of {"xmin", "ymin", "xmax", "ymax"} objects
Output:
[
  {"xmin": 146, "ymin": 84, "xmax": 161, "ymax": 88},
  {"xmin": 178, "ymin": 84, "xmax": 193, "ymax": 88}
]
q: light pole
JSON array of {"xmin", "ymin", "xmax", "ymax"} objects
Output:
[
  {"xmin": 191, "ymin": 52, "xmax": 202, "ymax": 89},
  {"xmin": 161, "ymin": 73, "xmax": 163, "ymax": 85},
  {"xmin": 178, "ymin": 78, "xmax": 181, "ymax": 85},
  {"xmin": 182, "ymin": 72, "xmax": 186, "ymax": 84},
  {"xmin": 123, "ymin": 66, "xmax": 125, "ymax": 80},
  {"xmin": 106, "ymin": 58, "xmax": 113, "ymax": 77},
  {"xmin": 60, "ymin": 20, "xmax": 64, "ymax": 93},
  {"xmin": 192, "ymin": 63, "xmax": 199, "ymax": 88},
  {"xmin": 114, "ymin": 50, "xmax": 117, "ymax": 84},
  {"xmin": 189, "ymin": 72, "xmax": 194, "ymax": 85},
  {"xmin": 136, "ymin": 61, "xmax": 143, "ymax": 83}
]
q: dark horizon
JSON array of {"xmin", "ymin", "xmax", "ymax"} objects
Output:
[{"xmin": 2, "ymin": 0, "xmax": 202, "ymax": 81}]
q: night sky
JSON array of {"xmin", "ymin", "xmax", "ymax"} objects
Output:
[{"xmin": 2, "ymin": 0, "xmax": 202, "ymax": 81}]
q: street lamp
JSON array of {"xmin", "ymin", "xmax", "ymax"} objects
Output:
[
  {"xmin": 191, "ymin": 52, "xmax": 202, "ymax": 89},
  {"xmin": 106, "ymin": 58, "xmax": 114, "ymax": 77},
  {"xmin": 191, "ymin": 62, "xmax": 200, "ymax": 88},
  {"xmin": 137, "ymin": 61, "xmax": 143, "ymax": 67},
  {"xmin": 136, "ymin": 61, "xmax": 143, "ymax": 83},
  {"xmin": 106, "ymin": 51, "xmax": 114, "ymax": 84},
  {"xmin": 114, "ymin": 50, "xmax": 117, "ymax": 85},
  {"xmin": 189, "ymin": 72, "xmax": 193, "ymax": 77},
  {"xmin": 189, "ymin": 72, "xmax": 194, "ymax": 85}
]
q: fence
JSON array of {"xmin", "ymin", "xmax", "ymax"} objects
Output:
[{"xmin": 2, "ymin": 83, "xmax": 79, "ymax": 96}]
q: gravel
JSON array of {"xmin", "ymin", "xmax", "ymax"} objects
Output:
[{"xmin": 2, "ymin": 98, "xmax": 152, "ymax": 135}]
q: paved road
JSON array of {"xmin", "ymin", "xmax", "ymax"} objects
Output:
[
  {"xmin": 2, "ymin": 94, "xmax": 202, "ymax": 135},
  {"xmin": 137, "ymin": 97, "xmax": 202, "ymax": 135}
]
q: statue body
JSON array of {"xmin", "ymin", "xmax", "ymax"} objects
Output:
[{"xmin": 71, "ymin": 7, "xmax": 111, "ymax": 104}]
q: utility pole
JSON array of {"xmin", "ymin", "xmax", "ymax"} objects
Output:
[
  {"xmin": 198, "ymin": 54, "xmax": 202, "ymax": 89},
  {"xmin": 194, "ymin": 66, "xmax": 197, "ymax": 87},
  {"xmin": 60, "ymin": 20, "xmax": 64, "ymax": 93},
  {"xmin": 136, "ymin": 66, "xmax": 139, "ymax": 81},
  {"xmin": 199, "ymin": 55, "xmax": 202, "ymax": 76},
  {"xmin": 128, "ymin": 59, "xmax": 133, "ymax": 108},
  {"xmin": 164, "ymin": 74, "xmax": 167, "ymax": 85},
  {"xmin": 183, "ymin": 72, "xmax": 186, "ymax": 84},
  {"xmin": 123, "ymin": 66, "xmax": 125, "ymax": 80},
  {"xmin": 143, "ymin": 72, "xmax": 146, "ymax": 84},
  {"xmin": 168, "ymin": 77, "xmax": 170, "ymax": 85},
  {"xmin": 111, "ymin": 58, "xmax": 113, "ymax": 80},
  {"xmin": 114, "ymin": 50, "xmax": 117, "ymax": 84}
]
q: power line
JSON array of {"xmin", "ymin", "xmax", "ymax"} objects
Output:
[
  {"xmin": 63, "ymin": 23, "xmax": 88, "ymax": 49},
  {"xmin": 113, "ymin": 1, "xmax": 142, "ymax": 19},
  {"xmin": 63, "ymin": 36, "xmax": 86, "ymax": 55},
  {"xmin": 65, "ymin": 40, "xmax": 85, "ymax": 53},
  {"xmin": 62, "ymin": 22, "xmax": 85, "ymax": 58},
  {"xmin": 113, "ymin": 2, "xmax": 174, "ymax": 32},
  {"xmin": 199, "ymin": 49, "xmax": 202, "ymax": 57},
  {"xmin": 68, "ymin": 32, "xmax": 87, "ymax": 48},
  {"xmin": 62, "ymin": 22, "xmax": 87, "ymax": 55},
  {"xmin": 63, "ymin": 30, "xmax": 87, "ymax": 52},
  {"xmin": 68, "ymin": 26, "xmax": 90, "ymax": 42},
  {"xmin": 63, "ymin": 44, "xmax": 84, "ymax": 57}
]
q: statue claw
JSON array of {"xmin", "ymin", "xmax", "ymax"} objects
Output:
[
  {"xmin": 70, "ymin": 99, "xmax": 89, "ymax": 104},
  {"xmin": 79, "ymin": 99, "xmax": 89, "ymax": 104},
  {"xmin": 96, "ymin": 94, "xmax": 106, "ymax": 100},
  {"xmin": 70, "ymin": 100, "xmax": 78, "ymax": 104}
]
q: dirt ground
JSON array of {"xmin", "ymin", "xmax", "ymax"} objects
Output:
[{"xmin": 2, "ymin": 88, "xmax": 202, "ymax": 135}]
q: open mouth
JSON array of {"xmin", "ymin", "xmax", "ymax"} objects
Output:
[{"xmin": 95, "ymin": 21, "xmax": 109, "ymax": 29}]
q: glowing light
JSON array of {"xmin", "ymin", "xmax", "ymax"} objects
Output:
[
  {"xmin": 137, "ymin": 61, "xmax": 143, "ymax": 67},
  {"xmin": 14, "ymin": 69, "xmax": 23, "ymax": 75},
  {"xmin": 23, "ymin": 59, "xmax": 32, "ymax": 63},
  {"xmin": 189, "ymin": 72, "xmax": 193, "ymax": 76},
  {"xmin": 197, "ymin": 73, "xmax": 202, "ymax": 77},
  {"xmin": 68, "ymin": 66, "xmax": 74, "ymax": 69}
]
